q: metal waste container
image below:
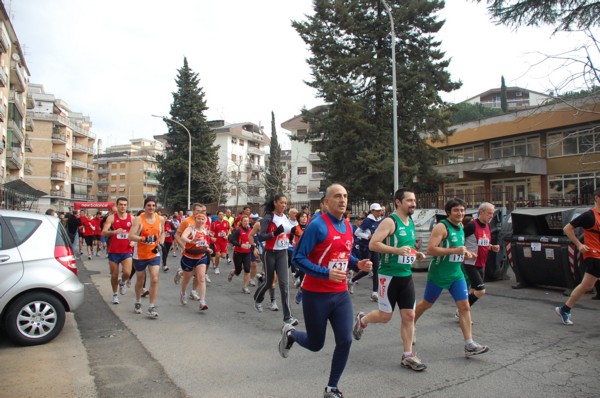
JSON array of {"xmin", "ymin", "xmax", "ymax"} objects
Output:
[{"xmin": 503, "ymin": 207, "xmax": 586, "ymax": 294}]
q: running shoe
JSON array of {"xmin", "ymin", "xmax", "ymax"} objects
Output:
[
  {"xmin": 352, "ymin": 312, "xmax": 366, "ymax": 340},
  {"xmin": 242, "ymin": 287, "xmax": 251, "ymax": 294},
  {"xmin": 96, "ymin": 252, "xmax": 101, "ymax": 257},
  {"xmin": 134, "ymin": 302, "xmax": 142, "ymax": 314},
  {"xmin": 199, "ymin": 300, "xmax": 208, "ymax": 311},
  {"xmin": 180, "ymin": 291, "xmax": 187, "ymax": 305},
  {"xmin": 172, "ymin": 251, "xmax": 177, "ymax": 257},
  {"xmin": 279, "ymin": 323, "xmax": 295, "ymax": 358},
  {"xmin": 401, "ymin": 353, "xmax": 427, "ymax": 371},
  {"xmin": 205, "ymin": 274, "xmax": 212, "ymax": 283},
  {"xmin": 323, "ymin": 388, "xmax": 344, "ymax": 398},
  {"xmin": 119, "ymin": 281, "xmax": 127, "ymax": 296},
  {"xmin": 147, "ymin": 305, "xmax": 159, "ymax": 318},
  {"xmin": 228, "ymin": 270, "xmax": 235, "ymax": 282},
  {"xmin": 269, "ymin": 301, "xmax": 279, "ymax": 311},
  {"xmin": 347, "ymin": 280, "xmax": 355, "ymax": 294},
  {"xmin": 370, "ymin": 292, "xmax": 378, "ymax": 302},
  {"xmin": 295, "ymin": 290, "xmax": 302, "ymax": 304},
  {"xmin": 256, "ymin": 272, "xmax": 265, "ymax": 284},
  {"xmin": 464, "ymin": 341, "xmax": 489, "ymax": 357},
  {"xmin": 454, "ymin": 310, "xmax": 459, "ymax": 322},
  {"xmin": 174, "ymin": 270, "xmax": 182, "ymax": 285},
  {"xmin": 294, "ymin": 277, "xmax": 302, "ymax": 288},
  {"xmin": 215, "ymin": 267, "xmax": 221, "ymax": 275},
  {"xmin": 555, "ymin": 306, "xmax": 573, "ymax": 325},
  {"xmin": 112, "ymin": 294, "xmax": 120, "ymax": 305},
  {"xmin": 249, "ymin": 279, "xmax": 256, "ymax": 287},
  {"xmin": 228, "ymin": 258, "xmax": 232, "ymax": 264},
  {"xmin": 163, "ymin": 266, "xmax": 169, "ymax": 272},
  {"xmin": 88, "ymin": 255, "xmax": 92, "ymax": 260},
  {"xmin": 254, "ymin": 300, "xmax": 263, "ymax": 313},
  {"xmin": 141, "ymin": 289, "xmax": 150, "ymax": 298},
  {"xmin": 190, "ymin": 290, "xmax": 201, "ymax": 301},
  {"xmin": 284, "ymin": 317, "xmax": 299, "ymax": 327}
]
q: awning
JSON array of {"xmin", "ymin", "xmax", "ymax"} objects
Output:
[{"xmin": 1, "ymin": 179, "xmax": 47, "ymax": 199}]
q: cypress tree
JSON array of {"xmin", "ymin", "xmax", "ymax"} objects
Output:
[
  {"xmin": 264, "ymin": 111, "xmax": 285, "ymax": 198},
  {"xmin": 500, "ymin": 75, "xmax": 509, "ymax": 112}
]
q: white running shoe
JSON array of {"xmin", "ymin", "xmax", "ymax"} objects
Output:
[
  {"xmin": 119, "ymin": 282, "xmax": 127, "ymax": 296},
  {"xmin": 199, "ymin": 300, "xmax": 208, "ymax": 311},
  {"xmin": 269, "ymin": 301, "xmax": 279, "ymax": 311},
  {"xmin": 205, "ymin": 274, "xmax": 212, "ymax": 283},
  {"xmin": 214, "ymin": 267, "xmax": 221, "ymax": 275},
  {"xmin": 189, "ymin": 290, "xmax": 201, "ymax": 301},
  {"xmin": 147, "ymin": 305, "xmax": 159, "ymax": 318},
  {"xmin": 112, "ymin": 294, "xmax": 119, "ymax": 305}
]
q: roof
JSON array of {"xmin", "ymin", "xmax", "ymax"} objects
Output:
[
  {"xmin": 462, "ymin": 86, "xmax": 551, "ymax": 104},
  {"xmin": 2, "ymin": 179, "xmax": 48, "ymax": 199}
]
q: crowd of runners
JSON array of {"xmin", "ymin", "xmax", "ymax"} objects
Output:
[{"xmin": 65, "ymin": 184, "xmax": 600, "ymax": 398}]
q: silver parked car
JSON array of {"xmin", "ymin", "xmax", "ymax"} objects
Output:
[{"xmin": 0, "ymin": 210, "xmax": 84, "ymax": 346}]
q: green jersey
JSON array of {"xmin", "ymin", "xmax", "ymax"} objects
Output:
[
  {"xmin": 427, "ymin": 219, "xmax": 465, "ymax": 288},
  {"xmin": 379, "ymin": 213, "xmax": 416, "ymax": 277}
]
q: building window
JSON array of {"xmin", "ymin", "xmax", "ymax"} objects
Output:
[
  {"xmin": 444, "ymin": 145, "xmax": 484, "ymax": 165},
  {"xmin": 231, "ymin": 154, "xmax": 237, "ymax": 161},
  {"xmin": 297, "ymin": 185, "xmax": 307, "ymax": 194},
  {"xmin": 231, "ymin": 137, "xmax": 238, "ymax": 144},
  {"xmin": 297, "ymin": 129, "xmax": 307, "ymax": 138},
  {"xmin": 547, "ymin": 126, "xmax": 600, "ymax": 158},
  {"xmin": 548, "ymin": 172, "xmax": 597, "ymax": 201},
  {"xmin": 297, "ymin": 167, "xmax": 307, "ymax": 175},
  {"xmin": 490, "ymin": 136, "xmax": 540, "ymax": 159},
  {"xmin": 239, "ymin": 139, "xmax": 244, "ymax": 146},
  {"xmin": 231, "ymin": 188, "xmax": 237, "ymax": 196}
]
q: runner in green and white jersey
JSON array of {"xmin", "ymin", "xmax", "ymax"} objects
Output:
[
  {"xmin": 351, "ymin": 188, "xmax": 427, "ymax": 371},
  {"xmin": 414, "ymin": 197, "xmax": 490, "ymax": 358}
]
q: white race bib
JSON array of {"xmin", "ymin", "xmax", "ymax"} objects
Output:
[
  {"xmin": 449, "ymin": 254, "xmax": 464, "ymax": 263},
  {"xmin": 398, "ymin": 248, "xmax": 417, "ymax": 264},
  {"xmin": 328, "ymin": 259, "xmax": 348, "ymax": 271},
  {"xmin": 218, "ymin": 231, "xmax": 226, "ymax": 237},
  {"xmin": 117, "ymin": 233, "xmax": 128, "ymax": 239},
  {"xmin": 276, "ymin": 235, "xmax": 289, "ymax": 248},
  {"xmin": 477, "ymin": 238, "xmax": 490, "ymax": 246}
]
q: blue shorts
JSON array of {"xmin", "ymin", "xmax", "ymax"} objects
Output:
[
  {"xmin": 108, "ymin": 253, "xmax": 133, "ymax": 264},
  {"xmin": 423, "ymin": 278, "xmax": 469, "ymax": 304},
  {"xmin": 180, "ymin": 255, "xmax": 208, "ymax": 272},
  {"xmin": 133, "ymin": 257, "xmax": 161, "ymax": 272}
]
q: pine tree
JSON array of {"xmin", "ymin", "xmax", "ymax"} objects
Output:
[
  {"xmin": 292, "ymin": 0, "xmax": 460, "ymax": 201},
  {"xmin": 264, "ymin": 111, "xmax": 285, "ymax": 198},
  {"xmin": 156, "ymin": 58, "xmax": 221, "ymax": 212},
  {"xmin": 500, "ymin": 75, "xmax": 509, "ymax": 112}
]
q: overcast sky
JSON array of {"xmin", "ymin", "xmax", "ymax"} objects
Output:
[{"xmin": 9, "ymin": 0, "xmax": 598, "ymax": 150}]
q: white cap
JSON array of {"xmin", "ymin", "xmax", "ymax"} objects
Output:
[
  {"xmin": 250, "ymin": 213, "xmax": 260, "ymax": 219},
  {"xmin": 370, "ymin": 203, "xmax": 382, "ymax": 211}
]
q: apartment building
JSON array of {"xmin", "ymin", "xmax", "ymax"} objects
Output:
[
  {"xmin": 25, "ymin": 84, "xmax": 96, "ymax": 212},
  {"xmin": 281, "ymin": 106, "xmax": 327, "ymax": 208},
  {"xmin": 210, "ymin": 120, "xmax": 270, "ymax": 207},
  {"xmin": 94, "ymin": 138, "xmax": 163, "ymax": 211},
  {"xmin": 0, "ymin": 4, "xmax": 34, "ymax": 208},
  {"xmin": 463, "ymin": 87, "xmax": 552, "ymax": 110},
  {"xmin": 430, "ymin": 94, "xmax": 600, "ymax": 208}
]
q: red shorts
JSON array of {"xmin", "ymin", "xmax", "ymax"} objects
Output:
[{"xmin": 214, "ymin": 239, "xmax": 228, "ymax": 254}]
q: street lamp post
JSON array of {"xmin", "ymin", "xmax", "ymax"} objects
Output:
[
  {"xmin": 380, "ymin": 0, "xmax": 399, "ymax": 192},
  {"xmin": 152, "ymin": 115, "xmax": 191, "ymax": 211}
]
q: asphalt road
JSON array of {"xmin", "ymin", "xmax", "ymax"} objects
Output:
[{"xmin": 3, "ymin": 252, "xmax": 600, "ymax": 398}]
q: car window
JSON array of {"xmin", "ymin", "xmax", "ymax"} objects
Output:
[
  {"xmin": 0, "ymin": 222, "xmax": 3, "ymax": 250},
  {"xmin": 6, "ymin": 217, "xmax": 42, "ymax": 245}
]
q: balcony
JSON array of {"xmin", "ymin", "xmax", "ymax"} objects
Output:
[
  {"xmin": 71, "ymin": 159, "xmax": 89, "ymax": 169},
  {"xmin": 98, "ymin": 167, "xmax": 109, "ymax": 175},
  {"xmin": 308, "ymin": 191, "xmax": 323, "ymax": 200},
  {"xmin": 72, "ymin": 141, "xmax": 93, "ymax": 154},
  {"xmin": 8, "ymin": 119, "xmax": 24, "ymax": 143},
  {"xmin": 9, "ymin": 92, "xmax": 25, "ymax": 118},
  {"xmin": 25, "ymin": 116, "xmax": 34, "ymax": 131},
  {"xmin": 310, "ymin": 172, "xmax": 326, "ymax": 181},
  {"xmin": 245, "ymin": 163, "xmax": 262, "ymax": 172},
  {"xmin": 24, "ymin": 135, "xmax": 32, "ymax": 152},
  {"xmin": 51, "ymin": 171, "xmax": 67, "ymax": 180},
  {"xmin": 29, "ymin": 112, "xmax": 96, "ymax": 139},
  {"xmin": 247, "ymin": 146, "xmax": 265, "ymax": 156},
  {"xmin": 10, "ymin": 60, "xmax": 26, "ymax": 93},
  {"xmin": 51, "ymin": 132, "xmax": 68, "ymax": 144},
  {"xmin": 145, "ymin": 178, "xmax": 160, "ymax": 185},
  {"xmin": 7, "ymin": 148, "xmax": 23, "ymax": 170},
  {"xmin": 97, "ymin": 191, "xmax": 109, "ymax": 197},
  {"xmin": 96, "ymin": 178, "xmax": 109, "ymax": 185},
  {"xmin": 307, "ymin": 153, "xmax": 322, "ymax": 162},
  {"xmin": 24, "ymin": 161, "xmax": 32, "ymax": 175},
  {"xmin": 72, "ymin": 176, "xmax": 93, "ymax": 185},
  {"xmin": 0, "ymin": 102, "xmax": 5, "ymax": 122},
  {"xmin": 87, "ymin": 194, "xmax": 96, "ymax": 201},
  {"xmin": 0, "ymin": 24, "xmax": 9, "ymax": 53},
  {"xmin": 50, "ymin": 190, "xmax": 67, "ymax": 198},
  {"xmin": 72, "ymin": 193, "xmax": 87, "ymax": 200},
  {"xmin": 0, "ymin": 67, "xmax": 7, "ymax": 88},
  {"xmin": 51, "ymin": 152, "xmax": 67, "ymax": 162},
  {"xmin": 433, "ymin": 156, "xmax": 547, "ymax": 179}
]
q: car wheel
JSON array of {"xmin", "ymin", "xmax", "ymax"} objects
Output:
[{"xmin": 4, "ymin": 292, "xmax": 66, "ymax": 346}]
